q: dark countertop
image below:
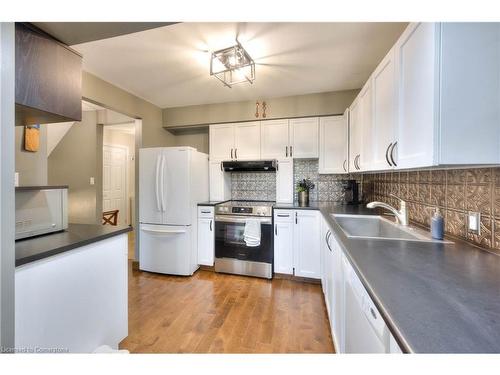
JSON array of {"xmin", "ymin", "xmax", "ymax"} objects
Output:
[
  {"xmin": 278, "ymin": 201, "xmax": 500, "ymax": 353},
  {"xmin": 197, "ymin": 201, "xmax": 228, "ymax": 206},
  {"xmin": 15, "ymin": 224, "xmax": 132, "ymax": 267},
  {"xmin": 16, "ymin": 185, "xmax": 69, "ymax": 191}
]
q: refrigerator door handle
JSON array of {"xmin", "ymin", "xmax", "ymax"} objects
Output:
[
  {"xmin": 141, "ymin": 227, "xmax": 187, "ymax": 235},
  {"xmin": 155, "ymin": 155, "xmax": 161, "ymax": 212},
  {"xmin": 160, "ymin": 154, "xmax": 167, "ymax": 212}
]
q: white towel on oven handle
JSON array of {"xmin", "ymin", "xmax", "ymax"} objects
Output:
[{"xmin": 243, "ymin": 218, "xmax": 261, "ymax": 247}]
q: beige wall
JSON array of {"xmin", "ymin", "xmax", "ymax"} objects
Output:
[
  {"xmin": 15, "ymin": 125, "xmax": 48, "ymax": 186},
  {"xmin": 173, "ymin": 130, "xmax": 209, "ymax": 154},
  {"xmin": 163, "ymin": 89, "xmax": 359, "ymax": 128},
  {"xmin": 82, "ymin": 71, "xmax": 174, "ymax": 148},
  {"xmin": 48, "ymin": 111, "xmax": 103, "ymax": 224}
]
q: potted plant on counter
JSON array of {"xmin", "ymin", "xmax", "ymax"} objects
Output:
[{"xmin": 296, "ymin": 178, "xmax": 315, "ymax": 206}]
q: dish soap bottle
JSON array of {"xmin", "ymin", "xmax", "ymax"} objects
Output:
[{"xmin": 431, "ymin": 208, "xmax": 444, "ymax": 240}]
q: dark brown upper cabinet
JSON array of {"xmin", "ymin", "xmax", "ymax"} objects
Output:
[{"xmin": 15, "ymin": 23, "xmax": 82, "ymax": 126}]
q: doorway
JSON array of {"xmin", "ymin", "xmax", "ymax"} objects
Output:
[{"xmin": 102, "ymin": 121, "xmax": 137, "ymax": 260}]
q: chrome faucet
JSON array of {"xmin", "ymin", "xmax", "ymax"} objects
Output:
[{"xmin": 366, "ymin": 194, "xmax": 409, "ymax": 226}]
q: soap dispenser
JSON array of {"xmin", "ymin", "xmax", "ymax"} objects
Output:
[{"xmin": 431, "ymin": 207, "xmax": 444, "ymax": 240}]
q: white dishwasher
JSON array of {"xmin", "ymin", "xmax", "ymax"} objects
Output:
[{"xmin": 343, "ymin": 256, "xmax": 390, "ymax": 353}]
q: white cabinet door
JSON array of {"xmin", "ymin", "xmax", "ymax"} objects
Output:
[
  {"xmin": 261, "ymin": 119, "xmax": 290, "ymax": 159},
  {"xmin": 276, "ymin": 159, "xmax": 294, "ymax": 204},
  {"xmin": 234, "ymin": 121, "xmax": 261, "ymax": 160},
  {"xmin": 330, "ymin": 233, "xmax": 344, "ymax": 353},
  {"xmin": 209, "ymin": 124, "xmax": 235, "ymax": 161},
  {"xmin": 319, "ymin": 115, "xmax": 348, "ymax": 174},
  {"xmin": 349, "ymin": 98, "xmax": 362, "ymax": 172},
  {"xmin": 197, "ymin": 217, "xmax": 214, "ymax": 266},
  {"xmin": 273, "ymin": 210, "xmax": 294, "ymax": 275},
  {"xmin": 394, "ymin": 22, "xmax": 438, "ymax": 169},
  {"xmin": 320, "ymin": 218, "xmax": 329, "ymax": 299},
  {"xmin": 209, "ymin": 160, "xmax": 230, "ymax": 201},
  {"xmin": 358, "ymin": 80, "xmax": 374, "ymax": 171},
  {"xmin": 371, "ymin": 47, "xmax": 398, "ymax": 170},
  {"xmin": 293, "ymin": 210, "xmax": 321, "ymax": 279},
  {"xmin": 290, "ymin": 117, "xmax": 319, "ymax": 158}
]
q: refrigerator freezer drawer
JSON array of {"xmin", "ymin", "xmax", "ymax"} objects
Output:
[{"xmin": 139, "ymin": 224, "xmax": 193, "ymax": 276}]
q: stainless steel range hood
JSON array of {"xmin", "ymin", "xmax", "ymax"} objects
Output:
[{"xmin": 222, "ymin": 160, "xmax": 277, "ymax": 172}]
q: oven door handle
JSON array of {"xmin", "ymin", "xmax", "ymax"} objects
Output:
[{"xmin": 215, "ymin": 216, "xmax": 272, "ymax": 224}]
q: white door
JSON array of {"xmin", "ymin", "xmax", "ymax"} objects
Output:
[
  {"xmin": 293, "ymin": 210, "xmax": 321, "ymax": 279},
  {"xmin": 261, "ymin": 119, "xmax": 290, "ymax": 159},
  {"xmin": 103, "ymin": 145, "xmax": 128, "ymax": 225},
  {"xmin": 290, "ymin": 117, "xmax": 319, "ymax": 158},
  {"xmin": 139, "ymin": 148, "xmax": 164, "ymax": 225},
  {"xmin": 395, "ymin": 22, "xmax": 437, "ymax": 169},
  {"xmin": 209, "ymin": 124, "xmax": 234, "ymax": 161},
  {"xmin": 319, "ymin": 115, "xmax": 348, "ymax": 174},
  {"xmin": 371, "ymin": 47, "xmax": 398, "ymax": 170},
  {"xmin": 209, "ymin": 160, "xmax": 230, "ymax": 201},
  {"xmin": 162, "ymin": 148, "xmax": 191, "ymax": 225},
  {"xmin": 276, "ymin": 159, "xmax": 294, "ymax": 204},
  {"xmin": 273, "ymin": 210, "xmax": 294, "ymax": 275},
  {"xmin": 349, "ymin": 99, "xmax": 361, "ymax": 172},
  {"xmin": 234, "ymin": 121, "xmax": 261, "ymax": 160},
  {"xmin": 197, "ymin": 217, "xmax": 214, "ymax": 266}
]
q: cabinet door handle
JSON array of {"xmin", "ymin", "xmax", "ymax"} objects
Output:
[
  {"xmin": 231, "ymin": 148, "xmax": 233, "ymax": 159},
  {"xmin": 290, "ymin": 146, "xmax": 293, "ymax": 157},
  {"xmin": 386, "ymin": 143, "xmax": 393, "ymax": 167},
  {"xmin": 354, "ymin": 154, "xmax": 360, "ymax": 170},
  {"xmin": 326, "ymin": 231, "xmax": 333, "ymax": 252},
  {"xmin": 295, "ymin": 211, "xmax": 298, "ymax": 224},
  {"xmin": 275, "ymin": 224, "xmax": 277, "ymax": 236},
  {"xmin": 286, "ymin": 146, "xmax": 288, "ymax": 157},
  {"xmin": 235, "ymin": 148, "xmax": 238, "ymax": 159},
  {"xmin": 390, "ymin": 141, "xmax": 398, "ymax": 167},
  {"xmin": 220, "ymin": 161, "xmax": 223, "ymax": 172},
  {"xmin": 277, "ymin": 214, "xmax": 289, "ymax": 217},
  {"xmin": 210, "ymin": 220, "xmax": 213, "ymax": 231},
  {"xmin": 343, "ymin": 159, "xmax": 347, "ymax": 172}
]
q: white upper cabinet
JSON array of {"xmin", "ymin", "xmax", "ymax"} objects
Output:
[
  {"xmin": 394, "ymin": 22, "xmax": 438, "ymax": 169},
  {"xmin": 209, "ymin": 121, "xmax": 261, "ymax": 161},
  {"xmin": 349, "ymin": 98, "xmax": 361, "ymax": 172},
  {"xmin": 319, "ymin": 114, "xmax": 348, "ymax": 174},
  {"xmin": 209, "ymin": 124, "xmax": 235, "ymax": 161},
  {"xmin": 276, "ymin": 159, "xmax": 294, "ymax": 204},
  {"xmin": 290, "ymin": 117, "xmax": 319, "ymax": 158},
  {"xmin": 209, "ymin": 160, "xmax": 231, "ymax": 201},
  {"xmin": 358, "ymin": 80, "xmax": 374, "ymax": 171},
  {"xmin": 233, "ymin": 121, "xmax": 261, "ymax": 160},
  {"xmin": 371, "ymin": 46, "xmax": 398, "ymax": 170},
  {"xmin": 261, "ymin": 119, "xmax": 290, "ymax": 159},
  {"xmin": 394, "ymin": 22, "xmax": 500, "ymax": 168}
]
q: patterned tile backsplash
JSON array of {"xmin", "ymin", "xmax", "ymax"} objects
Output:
[
  {"xmin": 293, "ymin": 159, "xmax": 361, "ymax": 202},
  {"xmin": 362, "ymin": 167, "xmax": 500, "ymax": 254},
  {"xmin": 230, "ymin": 159, "xmax": 361, "ymax": 202},
  {"xmin": 231, "ymin": 172, "xmax": 276, "ymax": 201}
]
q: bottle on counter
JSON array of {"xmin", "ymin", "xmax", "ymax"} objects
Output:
[{"xmin": 431, "ymin": 207, "xmax": 444, "ymax": 240}]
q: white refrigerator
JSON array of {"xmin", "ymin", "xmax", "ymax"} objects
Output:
[{"xmin": 139, "ymin": 147, "xmax": 208, "ymax": 275}]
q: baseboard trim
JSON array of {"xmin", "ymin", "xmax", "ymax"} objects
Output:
[
  {"xmin": 273, "ymin": 273, "xmax": 321, "ymax": 284},
  {"xmin": 199, "ymin": 265, "xmax": 215, "ymax": 272}
]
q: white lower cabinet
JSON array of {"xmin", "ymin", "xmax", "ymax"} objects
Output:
[
  {"xmin": 197, "ymin": 206, "xmax": 214, "ymax": 266},
  {"xmin": 273, "ymin": 209, "xmax": 320, "ymax": 279},
  {"xmin": 273, "ymin": 210, "xmax": 294, "ymax": 274}
]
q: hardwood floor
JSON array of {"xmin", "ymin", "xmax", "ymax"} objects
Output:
[{"xmin": 120, "ymin": 264, "xmax": 335, "ymax": 353}]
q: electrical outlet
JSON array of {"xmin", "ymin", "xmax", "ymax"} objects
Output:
[
  {"xmin": 468, "ymin": 212, "xmax": 481, "ymax": 235},
  {"xmin": 90, "ymin": 177, "xmax": 95, "ymax": 185}
]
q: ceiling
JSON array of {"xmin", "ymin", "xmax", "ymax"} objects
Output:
[
  {"xmin": 73, "ymin": 22, "xmax": 408, "ymax": 108},
  {"xmin": 32, "ymin": 22, "xmax": 175, "ymax": 45}
]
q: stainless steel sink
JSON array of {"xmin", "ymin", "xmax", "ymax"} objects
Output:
[{"xmin": 332, "ymin": 214, "xmax": 449, "ymax": 243}]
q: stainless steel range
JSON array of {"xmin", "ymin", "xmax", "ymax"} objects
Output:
[{"xmin": 214, "ymin": 201, "xmax": 274, "ymax": 279}]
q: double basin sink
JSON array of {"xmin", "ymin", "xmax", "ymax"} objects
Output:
[{"xmin": 333, "ymin": 214, "xmax": 449, "ymax": 243}]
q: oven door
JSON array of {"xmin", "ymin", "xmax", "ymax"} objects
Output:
[{"xmin": 214, "ymin": 215, "xmax": 273, "ymax": 263}]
